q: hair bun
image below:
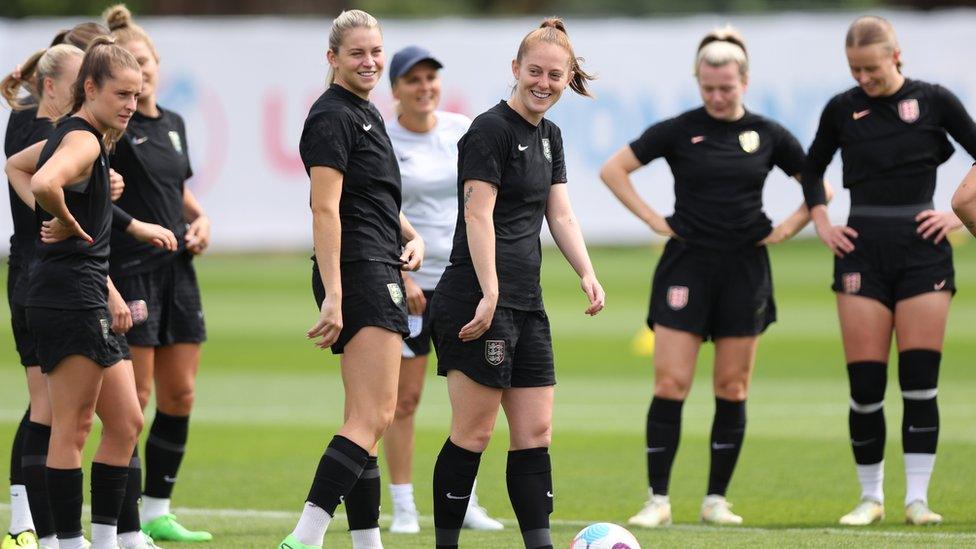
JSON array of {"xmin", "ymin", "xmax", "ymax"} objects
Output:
[
  {"xmin": 103, "ymin": 4, "xmax": 133, "ymax": 31},
  {"xmin": 539, "ymin": 16, "xmax": 567, "ymax": 34}
]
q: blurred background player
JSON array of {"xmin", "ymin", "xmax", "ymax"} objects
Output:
[
  {"xmin": 802, "ymin": 15, "xmax": 976, "ymax": 526},
  {"xmin": 280, "ymin": 9, "xmax": 425, "ymax": 549},
  {"xmin": 601, "ymin": 26, "xmax": 820, "ymax": 527},
  {"xmin": 951, "ymin": 167, "xmax": 976, "ymax": 236},
  {"xmin": 5, "ymin": 37, "xmax": 177, "ymax": 549},
  {"xmin": 384, "ymin": 44, "xmax": 502, "ymax": 535},
  {"xmin": 429, "ymin": 18, "xmax": 604, "ymax": 549},
  {"xmin": 104, "ymin": 4, "xmax": 212, "ymax": 543}
]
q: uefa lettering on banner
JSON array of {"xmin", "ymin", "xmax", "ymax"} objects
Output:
[
  {"xmin": 843, "ymin": 272, "xmax": 861, "ymax": 294},
  {"xmin": 485, "ymin": 340, "xmax": 506, "ymax": 366},
  {"xmin": 898, "ymin": 99, "xmax": 920, "ymax": 123},
  {"xmin": 667, "ymin": 285, "xmax": 689, "ymax": 310}
]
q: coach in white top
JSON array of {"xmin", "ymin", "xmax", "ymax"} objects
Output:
[{"xmin": 383, "ymin": 45, "xmax": 503, "ymax": 535}]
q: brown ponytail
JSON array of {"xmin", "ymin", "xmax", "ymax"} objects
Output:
[
  {"xmin": 516, "ymin": 17, "xmax": 595, "ymax": 98},
  {"xmin": 1, "ymin": 49, "xmax": 45, "ymax": 109}
]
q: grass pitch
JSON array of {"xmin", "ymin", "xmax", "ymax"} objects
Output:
[{"xmin": 2, "ymin": 239, "xmax": 976, "ymax": 547}]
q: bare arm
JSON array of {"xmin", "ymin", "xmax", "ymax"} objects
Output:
[
  {"xmin": 952, "ymin": 165, "xmax": 976, "ymax": 236},
  {"xmin": 5, "ymin": 140, "xmax": 46, "ymax": 209},
  {"xmin": 546, "ymin": 184, "xmax": 605, "ymax": 315},
  {"xmin": 761, "ymin": 176, "xmax": 834, "ymax": 245},
  {"xmin": 599, "ymin": 145, "xmax": 674, "ymax": 237},
  {"xmin": 31, "ymin": 131, "xmax": 101, "ymax": 243},
  {"xmin": 399, "ymin": 212, "xmax": 424, "ymax": 272},
  {"xmin": 306, "ymin": 166, "xmax": 343, "ymax": 348},
  {"xmin": 458, "ymin": 179, "xmax": 498, "ymax": 342},
  {"xmin": 182, "ymin": 186, "xmax": 210, "ymax": 254}
]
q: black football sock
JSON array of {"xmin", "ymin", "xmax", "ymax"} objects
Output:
[
  {"xmin": 306, "ymin": 435, "xmax": 369, "ymax": 516},
  {"xmin": 90, "ymin": 462, "xmax": 128, "ymax": 529},
  {"xmin": 899, "ymin": 350, "xmax": 941, "ymax": 455},
  {"xmin": 432, "ymin": 438, "xmax": 482, "ymax": 549},
  {"xmin": 507, "ymin": 447, "xmax": 553, "ymax": 549},
  {"xmin": 46, "ymin": 467, "xmax": 84, "ymax": 542},
  {"xmin": 22, "ymin": 421, "xmax": 54, "ymax": 538},
  {"xmin": 10, "ymin": 408, "xmax": 28, "ymax": 486},
  {"xmin": 344, "ymin": 455, "xmax": 380, "ymax": 531},
  {"xmin": 707, "ymin": 398, "xmax": 747, "ymax": 496},
  {"xmin": 144, "ymin": 410, "xmax": 189, "ymax": 499},
  {"xmin": 117, "ymin": 448, "xmax": 143, "ymax": 534},
  {"xmin": 848, "ymin": 361, "xmax": 887, "ymax": 465},
  {"xmin": 646, "ymin": 397, "xmax": 684, "ymax": 496}
]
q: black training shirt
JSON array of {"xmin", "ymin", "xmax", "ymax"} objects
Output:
[
  {"xmin": 803, "ymin": 78, "xmax": 976, "ymax": 208},
  {"xmin": 299, "ymin": 84, "xmax": 402, "ymax": 266},
  {"xmin": 630, "ymin": 107, "xmax": 806, "ymax": 250},
  {"xmin": 436, "ymin": 100, "xmax": 567, "ymax": 311},
  {"xmin": 109, "ymin": 107, "xmax": 191, "ymax": 276},
  {"xmin": 27, "ymin": 117, "xmax": 113, "ymax": 310},
  {"xmin": 5, "ymin": 108, "xmax": 53, "ymax": 274}
]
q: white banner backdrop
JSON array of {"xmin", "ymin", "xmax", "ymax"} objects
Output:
[{"xmin": 2, "ymin": 11, "xmax": 976, "ymax": 253}]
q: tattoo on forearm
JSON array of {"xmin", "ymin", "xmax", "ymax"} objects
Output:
[{"xmin": 463, "ymin": 186, "xmax": 474, "ymax": 209}]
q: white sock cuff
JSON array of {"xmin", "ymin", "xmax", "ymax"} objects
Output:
[
  {"xmin": 389, "ymin": 483, "xmax": 414, "ymax": 496},
  {"xmin": 350, "ymin": 527, "xmax": 383, "ymax": 549},
  {"xmin": 904, "ymin": 453, "xmax": 936, "ymax": 473}
]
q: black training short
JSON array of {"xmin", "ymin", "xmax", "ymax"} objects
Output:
[
  {"xmin": 833, "ymin": 217, "xmax": 955, "ymax": 310},
  {"xmin": 8, "ymin": 265, "xmax": 38, "ymax": 367},
  {"xmin": 312, "ymin": 260, "xmax": 409, "ymax": 354},
  {"xmin": 402, "ymin": 289, "xmax": 435, "ymax": 358},
  {"xmin": 114, "ymin": 253, "xmax": 207, "ymax": 347},
  {"xmin": 648, "ymin": 238, "xmax": 775, "ymax": 340},
  {"xmin": 430, "ymin": 293, "xmax": 555, "ymax": 389},
  {"xmin": 26, "ymin": 306, "xmax": 129, "ymax": 373}
]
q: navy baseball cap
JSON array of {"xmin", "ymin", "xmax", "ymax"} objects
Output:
[{"xmin": 389, "ymin": 46, "xmax": 443, "ymax": 85}]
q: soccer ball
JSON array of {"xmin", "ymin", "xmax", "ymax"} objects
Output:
[{"xmin": 570, "ymin": 523, "xmax": 641, "ymax": 549}]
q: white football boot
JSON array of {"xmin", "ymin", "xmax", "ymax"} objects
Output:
[
  {"xmin": 627, "ymin": 492, "xmax": 672, "ymax": 528},
  {"xmin": 389, "ymin": 498, "xmax": 420, "ymax": 534},
  {"xmin": 700, "ymin": 495, "xmax": 743, "ymax": 525},
  {"xmin": 838, "ymin": 499, "xmax": 885, "ymax": 525},
  {"xmin": 462, "ymin": 490, "xmax": 504, "ymax": 531},
  {"xmin": 905, "ymin": 500, "xmax": 942, "ymax": 525}
]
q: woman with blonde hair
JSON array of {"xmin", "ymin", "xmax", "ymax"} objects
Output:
[
  {"xmin": 601, "ymin": 26, "xmax": 821, "ymax": 527},
  {"xmin": 279, "ymin": 9, "xmax": 425, "ymax": 549}
]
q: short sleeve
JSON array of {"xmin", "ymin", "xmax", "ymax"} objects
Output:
[
  {"xmin": 769, "ymin": 123, "xmax": 806, "ymax": 177},
  {"xmin": 458, "ymin": 118, "xmax": 509, "ymax": 187},
  {"xmin": 299, "ymin": 111, "xmax": 357, "ymax": 175},
  {"xmin": 629, "ymin": 118, "xmax": 677, "ymax": 165},
  {"xmin": 112, "ymin": 204, "xmax": 133, "ymax": 230},
  {"xmin": 178, "ymin": 116, "xmax": 193, "ymax": 179},
  {"xmin": 549, "ymin": 125, "xmax": 567, "ymax": 184}
]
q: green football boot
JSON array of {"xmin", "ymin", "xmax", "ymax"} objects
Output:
[
  {"xmin": 2, "ymin": 531, "xmax": 38, "ymax": 549},
  {"xmin": 277, "ymin": 534, "xmax": 320, "ymax": 549},
  {"xmin": 142, "ymin": 515, "xmax": 212, "ymax": 542}
]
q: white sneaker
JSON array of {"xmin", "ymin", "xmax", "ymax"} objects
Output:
[
  {"xmin": 627, "ymin": 494, "xmax": 672, "ymax": 528},
  {"xmin": 839, "ymin": 499, "xmax": 885, "ymax": 525},
  {"xmin": 462, "ymin": 493, "xmax": 504, "ymax": 531},
  {"xmin": 117, "ymin": 532, "xmax": 162, "ymax": 549},
  {"xmin": 389, "ymin": 499, "xmax": 420, "ymax": 534},
  {"xmin": 905, "ymin": 500, "xmax": 943, "ymax": 525},
  {"xmin": 700, "ymin": 495, "xmax": 742, "ymax": 525}
]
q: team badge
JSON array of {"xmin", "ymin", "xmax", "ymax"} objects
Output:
[
  {"xmin": 738, "ymin": 131, "xmax": 760, "ymax": 153},
  {"xmin": 542, "ymin": 138, "xmax": 552, "ymax": 162},
  {"xmin": 898, "ymin": 99, "xmax": 919, "ymax": 123},
  {"xmin": 168, "ymin": 130, "xmax": 183, "ymax": 153},
  {"xmin": 387, "ymin": 283, "xmax": 404, "ymax": 306},
  {"xmin": 485, "ymin": 340, "xmax": 506, "ymax": 366},
  {"xmin": 843, "ymin": 272, "xmax": 861, "ymax": 294},
  {"xmin": 667, "ymin": 285, "xmax": 689, "ymax": 310},
  {"xmin": 99, "ymin": 318, "xmax": 110, "ymax": 340}
]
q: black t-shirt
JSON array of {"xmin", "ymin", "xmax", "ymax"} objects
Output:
[
  {"xmin": 109, "ymin": 107, "xmax": 192, "ymax": 276},
  {"xmin": 28, "ymin": 117, "xmax": 113, "ymax": 310},
  {"xmin": 803, "ymin": 78, "xmax": 976, "ymax": 208},
  {"xmin": 436, "ymin": 101, "xmax": 567, "ymax": 311},
  {"xmin": 299, "ymin": 84, "xmax": 402, "ymax": 266},
  {"xmin": 630, "ymin": 107, "xmax": 806, "ymax": 250},
  {"xmin": 5, "ymin": 108, "xmax": 53, "ymax": 272}
]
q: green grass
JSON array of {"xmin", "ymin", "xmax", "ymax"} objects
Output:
[{"xmin": 2, "ymin": 239, "xmax": 976, "ymax": 547}]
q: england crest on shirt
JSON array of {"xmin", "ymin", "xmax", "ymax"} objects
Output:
[
  {"xmin": 667, "ymin": 285, "xmax": 689, "ymax": 310},
  {"xmin": 898, "ymin": 99, "xmax": 919, "ymax": 123},
  {"xmin": 168, "ymin": 130, "xmax": 183, "ymax": 153},
  {"xmin": 542, "ymin": 138, "xmax": 552, "ymax": 162},
  {"xmin": 485, "ymin": 339, "xmax": 505, "ymax": 366},
  {"xmin": 738, "ymin": 131, "xmax": 760, "ymax": 154}
]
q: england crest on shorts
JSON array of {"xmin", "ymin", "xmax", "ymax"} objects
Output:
[
  {"xmin": 387, "ymin": 283, "xmax": 404, "ymax": 306},
  {"xmin": 168, "ymin": 130, "xmax": 183, "ymax": 153},
  {"xmin": 738, "ymin": 130, "xmax": 760, "ymax": 153},
  {"xmin": 542, "ymin": 138, "xmax": 552, "ymax": 162},
  {"xmin": 898, "ymin": 99, "xmax": 919, "ymax": 123},
  {"xmin": 485, "ymin": 339, "xmax": 505, "ymax": 366},
  {"xmin": 99, "ymin": 318, "xmax": 110, "ymax": 340},
  {"xmin": 843, "ymin": 272, "xmax": 861, "ymax": 294},
  {"xmin": 667, "ymin": 285, "xmax": 689, "ymax": 310}
]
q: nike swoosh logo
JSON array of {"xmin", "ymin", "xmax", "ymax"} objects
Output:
[
  {"xmin": 546, "ymin": 491, "xmax": 554, "ymax": 498},
  {"xmin": 164, "ymin": 475, "xmax": 177, "ymax": 483},
  {"xmin": 446, "ymin": 492, "xmax": 471, "ymax": 500},
  {"xmin": 908, "ymin": 425, "xmax": 938, "ymax": 433},
  {"xmin": 517, "ymin": 144, "xmax": 528, "ymax": 151},
  {"xmin": 362, "ymin": 123, "xmax": 372, "ymax": 131},
  {"xmin": 852, "ymin": 109, "xmax": 871, "ymax": 120},
  {"xmin": 690, "ymin": 135, "xmax": 705, "ymax": 144},
  {"xmin": 851, "ymin": 438, "xmax": 876, "ymax": 446},
  {"xmin": 934, "ymin": 280, "xmax": 947, "ymax": 290},
  {"xmin": 711, "ymin": 442, "xmax": 736, "ymax": 450},
  {"xmin": 646, "ymin": 447, "xmax": 667, "ymax": 453},
  {"xmin": 132, "ymin": 136, "xmax": 148, "ymax": 145}
]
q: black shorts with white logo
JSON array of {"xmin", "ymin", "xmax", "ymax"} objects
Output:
[
  {"xmin": 27, "ymin": 306, "xmax": 129, "ymax": 373},
  {"xmin": 430, "ymin": 293, "xmax": 555, "ymax": 389},
  {"xmin": 648, "ymin": 238, "xmax": 775, "ymax": 340},
  {"xmin": 403, "ymin": 289, "xmax": 435, "ymax": 358},
  {"xmin": 114, "ymin": 252, "xmax": 207, "ymax": 347},
  {"xmin": 8, "ymin": 265, "xmax": 38, "ymax": 367},
  {"xmin": 832, "ymin": 216, "xmax": 955, "ymax": 310},
  {"xmin": 312, "ymin": 260, "xmax": 409, "ymax": 355}
]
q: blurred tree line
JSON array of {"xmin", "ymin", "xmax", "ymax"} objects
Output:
[{"xmin": 1, "ymin": 0, "xmax": 974, "ymax": 17}]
